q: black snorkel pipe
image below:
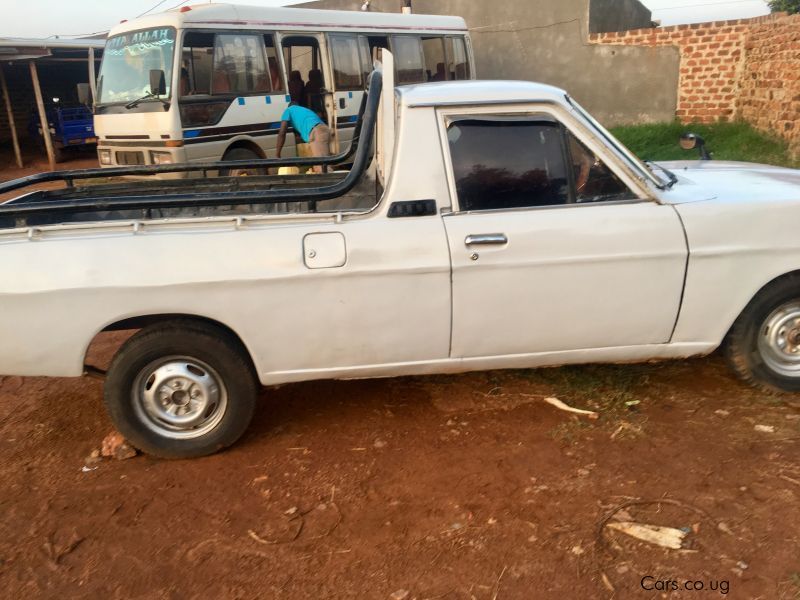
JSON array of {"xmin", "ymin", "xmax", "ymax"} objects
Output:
[
  {"xmin": 0, "ymin": 70, "xmax": 383, "ymax": 221},
  {"xmin": 0, "ymin": 80, "xmax": 373, "ymax": 198}
]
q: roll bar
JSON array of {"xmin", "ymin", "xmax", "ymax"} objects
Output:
[{"xmin": 0, "ymin": 74, "xmax": 376, "ymax": 199}]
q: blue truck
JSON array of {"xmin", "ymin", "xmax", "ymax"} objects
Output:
[{"xmin": 29, "ymin": 102, "xmax": 97, "ymax": 163}]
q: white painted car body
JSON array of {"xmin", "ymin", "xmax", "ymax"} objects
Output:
[{"xmin": 2, "ymin": 80, "xmax": 800, "ymax": 386}]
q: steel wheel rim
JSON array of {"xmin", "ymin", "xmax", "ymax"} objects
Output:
[
  {"xmin": 132, "ymin": 356, "xmax": 228, "ymax": 439},
  {"xmin": 757, "ymin": 301, "xmax": 800, "ymax": 378}
]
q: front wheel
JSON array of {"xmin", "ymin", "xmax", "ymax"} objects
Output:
[
  {"xmin": 724, "ymin": 275, "xmax": 800, "ymax": 393},
  {"xmin": 104, "ymin": 322, "xmax": 258, "ymax": 458}
]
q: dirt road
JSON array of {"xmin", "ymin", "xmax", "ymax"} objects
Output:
[
  {"xmin": 0, "ymin": 149, "xmax": 98, "ymax": 202},
  {"xmin": 1, "ymin": 337, "xmax": 799, "ymax": 599}
]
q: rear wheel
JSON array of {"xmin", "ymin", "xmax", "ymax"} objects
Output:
[
  {"xmin": 219, "ymin": 147, "xmax": 266, "ymax": 177},
  {"xmin": 104, "ymin": 321, "xmax": 258, "ymax": 458},
  {"xmin": 724, "ymin": 274, "xmax": 800, "ymax": 393}
]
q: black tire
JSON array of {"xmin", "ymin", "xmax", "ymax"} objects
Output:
[
  {"xmin": 104, "ymin": 320, "xmax": 258, "ymax": 459},
  {"xmin": 723, "ymin": 273, "xmax": 800, "ymax": 393},
  {"xmin": 219, "ymin": 147, "xmax": 266, "ymax": 176}
]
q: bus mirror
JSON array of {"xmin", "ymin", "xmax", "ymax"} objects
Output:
[
  {"xmin": 76, "ymin": 83, "xmax": 90, "ymax": 106},
  {"xmin": 150, "ymin": 69, "xmax": 167, "ymax": 96}
]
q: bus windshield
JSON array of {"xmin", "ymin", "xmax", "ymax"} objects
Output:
[{"xmin": 98, "ymin": 28, "xmax": 176, "ymax": 105}]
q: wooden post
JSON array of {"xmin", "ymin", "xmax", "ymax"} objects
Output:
[
  {"xmin": 0, "ymin": 63, "xmax": 23, "ymax": 169},
  {"xmin": 88, "ymin": 47, "xmax": 97, "ymax": 104},
  {"xmin": 29, "ymin": 60, "xmax": 56, "ymax": 171}
]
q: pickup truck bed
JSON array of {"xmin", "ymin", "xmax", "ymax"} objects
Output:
[{"xmin": 0, "ymin": 169, "xmax": 379, "ymax": 228}]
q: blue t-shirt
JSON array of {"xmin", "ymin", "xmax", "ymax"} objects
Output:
[{"xmin": 281, "ymin": 105, "xmax": 324, "ymax": 143}]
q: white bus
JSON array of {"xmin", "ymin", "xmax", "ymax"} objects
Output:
[{"xmin": 94, "ymin": 3, "xmax": 473, "ymax": 171}]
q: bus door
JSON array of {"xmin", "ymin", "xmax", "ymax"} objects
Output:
[
  {"xmin": 279, "ymin": 33, "xmax": 332, "ymax": 155},
  {"xmin": 325, "ymin": 34, "xmax": 375, "ymax": 155}
]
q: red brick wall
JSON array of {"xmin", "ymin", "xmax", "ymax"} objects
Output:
[
  {"xmin": 589, "ymin": 13, "xmax": 800, "ymax": 156},
  {"xmin": 738, "ymin": 15, "xmax": 800, "ymax": 152}
]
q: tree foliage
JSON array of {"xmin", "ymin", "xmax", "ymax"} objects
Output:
[{"xmin": 768, "ymin": 0, "xmax": 800, "ymax": 14}]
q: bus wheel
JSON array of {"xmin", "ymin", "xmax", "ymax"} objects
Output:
[{"xmin": 220, "ymin": 147, "xmax": 266, "ymax": 177}]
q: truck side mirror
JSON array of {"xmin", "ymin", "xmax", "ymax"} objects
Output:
[
  {"xmin": 680, "ymin": 132, "xmax": 711, "ymax": 160},
  {"xmin": 150, "ymin": 69, "xmax": 167, "ymax": 96}
]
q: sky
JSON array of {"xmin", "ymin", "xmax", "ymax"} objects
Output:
[
  {"xmin": 641, "ymin": 0, "xmax": 769, "ymax": 25},
  {"xmin": 0, "ymin": 0, "xmax": 773, "ymax": 39}
]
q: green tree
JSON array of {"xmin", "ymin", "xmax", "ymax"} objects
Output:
[{"xmin": 768, "ymin": 0, "xmax": 800, "ymax": 13}]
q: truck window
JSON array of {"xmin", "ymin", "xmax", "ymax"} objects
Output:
[
  {"xmin": 448, "ymin": 37, "xmax": 470, "ymax": 80},
  {"xmin": 330, "ymin": 34, "xmax": 363, "ymax": 91},
  {"xmin": 390, "ymin": 35, "xmax": 425, "ymax": 84},
  {"xmin": 212, "ymin": 34, "xmax": 270, "ymax": 95},
  {"xmin": 567, "ymin": 132, "xmax": 635, "ymax": 203},
  {"xmin": 447, "ymin": 119, "xmax": 569, "ymax": 211},
  {"xmin": 422, "ymin": 37, "xmax": 447, "ymax": 82}
]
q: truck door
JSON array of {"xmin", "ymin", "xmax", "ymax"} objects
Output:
[{"xmin": 440, "ymin": 112, "xmax": 688, "ymax": 359}]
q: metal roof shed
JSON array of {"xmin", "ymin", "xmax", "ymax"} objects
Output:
[{"xmin": 0, "ymin": 37, "xmax": 105, "ymax": 170}]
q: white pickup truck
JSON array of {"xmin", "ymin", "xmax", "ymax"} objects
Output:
[{"xmin": 1, "ymin": 64, "xmax": 799, "ymax": 458}]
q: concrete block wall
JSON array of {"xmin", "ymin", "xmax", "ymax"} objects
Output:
[
  {"xmin": 298, "ymin": 0, "xmax": 680, "ymax": 125},
  {"xmin": 590, "ymin": 13, "xmax": 800, "ymax": 156}
]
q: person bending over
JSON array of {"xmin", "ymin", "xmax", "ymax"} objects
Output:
[{"xmin": 275, "ymin": 102, "xmax": 331, "ymax": 174}]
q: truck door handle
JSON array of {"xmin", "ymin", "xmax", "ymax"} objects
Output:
[{"xmin": 465, "ymin": 233, "xmax": 508, "ymax": 246}]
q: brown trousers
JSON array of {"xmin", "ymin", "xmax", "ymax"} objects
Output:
[{"xmin": 309, "ymin": 124, "xmax": 331, "ymax": 157}]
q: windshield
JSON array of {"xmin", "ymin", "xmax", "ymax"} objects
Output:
[
  {"xmin": 565, "ymin": 95, "xmax": 669, "ymax": 189},
  {"xmin": 98, "ymin": 28, "xmax": 176, "ymax": 105}
]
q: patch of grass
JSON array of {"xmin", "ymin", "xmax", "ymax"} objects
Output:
[
  {"xmin": 521, "ymin": 364, "xmax": 657, "ymax": 441},
  {"xmin": 549, "ymin": 418, "xmax": 593, "ymax": 443},
  {"xmin": 788, "ymin": 572, "xmax": 800, "ymax": 599},
  {"xmin": 528, "ymin": 364, "xmax": 654, "ymax": 413},
  {"xmin": 610, "ymin": 120, "xmax": 797, "ymax": 167}
]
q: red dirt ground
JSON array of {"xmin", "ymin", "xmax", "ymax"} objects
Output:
[
  {"xmin": 1, "ymin": 331, "xmax": 799, "ymax": 599},
  {"xmin": 0, "ymin": 147, "xmax": 98, "ymax": 202}
]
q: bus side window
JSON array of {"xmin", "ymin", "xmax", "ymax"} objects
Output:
[
  {"xmin": 182, "ymin": 32, "xmax": 214, "ymax": 95},
  {"xmin": 364, "ymin": 36, "xmax": 388, "ymax": 83},
  {"xmin": 264, "ymin": 34, "xmax": 284, "ymax": 93},
  {"xmin": 213, "ymin": 33, "xmax": 270, "ymax": 95},
  {"xmin": 448, "ymin": 37, "xmax": 470, "ymax": 80},
  {"xmin": 330, "ymin": 34, "xmax": 363, "ymax": 91},
  {"xmin": 390, "ymin": 35, "xmax": 425, "ymax": 85},
  {"xmin": 358, "ymin": 36, "xmax": 372, "ymax": 86},
  {"xmin": 421, "ymin": 37, "xmax": 447, "ymax": 82}
]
